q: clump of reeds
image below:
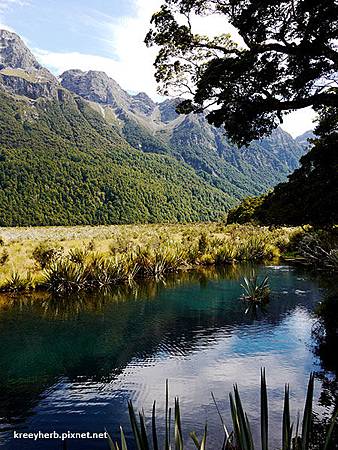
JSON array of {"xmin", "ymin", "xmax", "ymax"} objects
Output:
[
  {"xmin": 42, "ymin": 260, "xmax": 88, "ymax": 294},
  {"xmin": 0, "ymin": 248, "xmax": 9, "ymax": 266},
  {"xmin": 0, "ymin": 224, "xmax": 309, "ymax": 294},
  {"xmin": 67, "ymin": 248, "xmax": 88, "ymax": 264},
  {"xmin": 241, "ymin": 271, "xmax": 270, "ymax": 314},
  {"xmin": 131, "ymin": 245, "xmax": 187, "ymax": 278},
  {"xmin": 86, "ymin": 254, "xmax": 136, "ymax": 288},
  {"xmin": 0, "ymin": 272, "xmax": 34, "ymax": 293},
  {"xmin": 32, "ymin": 242, "xmax": 64, "ymax": 269},
  {"xmin": 42, "ymin": 252, "xmax": 139, "ymax": 294},
  {"xmin": 106, "ymin": 371, "xmax": 337, "ymax": 450},
  {"xmin": 213, "ymin": 236, "xmax": 279, "ymax": 266}
]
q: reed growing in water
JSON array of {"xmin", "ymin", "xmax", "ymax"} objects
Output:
[{"xmin": 106, "ymin": 371, "xmax": 337, "ymax": 450}]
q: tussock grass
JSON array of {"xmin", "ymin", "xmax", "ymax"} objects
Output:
[{"xmin": 0, "ymin": 223, "xmax": 302, "ymax": 293}]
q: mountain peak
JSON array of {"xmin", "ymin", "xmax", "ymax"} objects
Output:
[
  {"xmin": 295, "ymin": 130, "xmax": 315, "ymax": 150},
  {"xmin": 131, "ymin": 92, "xmax": 156, "ymax": 116},
  {"xmin": 60, "ymin": 68, "xmax": 130, "ymax": 106},
  {"xmin": 158, "ymin": 98, "xmax": 182, "ymax": 123},
  {"xmin": 133, "ymin": 91, "xmax": 155, "ymax": 103},
  {"xmin": 0, "ymin": 29, "xmax": 41, "ymax": 71}
]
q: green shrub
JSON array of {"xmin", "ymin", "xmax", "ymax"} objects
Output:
[
  {"xmin": 237, "ymin": 236, "xmax": 279, "ymax": 261},
  {"xmin": 215, "ymin": 241, "xmax": 240, "ymax": 264},
  {"xmin": 86, "ymin": 256, "xmax": 132, "ymax": 288},
  {"xmin": 32, "ymin": 243, "xmax": 63, "ymax": 269},
  {"xmin": 0, "ymin": 249, "xmax": 9, "ymax": 265},
  {"xmin": 198, "ymin": 232, "xmax": 209, "ymax": 254},
  {"xmin": 68, "ymin": 248, "xmax": 88, "ymax": 264},
  {"xmin": 298, "ymin": 231, "xmax": 338, "ymax": 272},
  {"xmin": 0, "ymin": 272, "xmax": 33, "ymax": 293},
  {"xmin": 227, "ymin": 195, "xmax": 267, "ymax": 224},
  {"xmin": 42, "ymin": 260, "xmax": 88, "ymax": 294},
  {"xmin": 132, "ymin": 246, "xmax": 186, "ymax": 278}
]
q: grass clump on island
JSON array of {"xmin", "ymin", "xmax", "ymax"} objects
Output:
[{"xmin": 0, "ymin": 223, "xmax": 306, "ymax": 294}]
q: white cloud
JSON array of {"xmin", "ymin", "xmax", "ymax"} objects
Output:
[
  {"xmin": 0, "ymin": 22, "xmax": 15, "ymax": 31},
  {"xmin": 280, "ymin": 107, "xmax": 317, "ymax": 137},
  {"xmin": 33, "ymin": 0, "xmax": 162, "ymax": 99},
  {"xmin": 0, "ymin": 0, "xmax": 30, "ymax": 33},
  {"xmin": 0, "ymin": 0, "xmax": 30, "ymax": 14},
  {"xmin": 31, "ymin": 0, "xmax": 315, "ymax": 135},
  {"xmin": 32, "ymin": 0, "xmax": 244, "ymax": 100}
]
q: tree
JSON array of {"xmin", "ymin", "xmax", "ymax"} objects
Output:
[
  {"xmin": 255, "ymin": 99, "xmax": 338, "ymax": 225},
  {"xmin": 145, "ymin": 0, "xmax": 338, "ymax": 146},
  {"xmin": 226, "ymin": 98, "xmax": 338, "ymax": 226}
]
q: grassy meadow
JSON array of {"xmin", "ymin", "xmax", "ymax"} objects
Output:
[{"xmin": 0, "ymin": 223, "xmax": 304, "ymax": 294}]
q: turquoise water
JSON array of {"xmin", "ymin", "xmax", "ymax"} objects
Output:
[{"xmin": 0, "ymin": 265, "xmax": 332, "ymax": 449}]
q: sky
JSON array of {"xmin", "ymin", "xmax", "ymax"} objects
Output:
[{"xmin": 0, "ymin": 0, "xmax": 317, "ymax": 137}]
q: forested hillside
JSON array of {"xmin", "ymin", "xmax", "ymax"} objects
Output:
[
  {"xmin": 0, "ymin": 29, "xmax": 310, "ymax": 226},
  {"xmin": 0, "ymin": 89, "xmax": 232, "ymax": 226},
  {"xmin": 61, "ymin": 70, "xmax": 307, "ymax": 200}
]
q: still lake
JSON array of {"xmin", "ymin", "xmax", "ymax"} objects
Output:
[{"xmin": 0, "ymin": 264, "xmax": 334, "ymax": 449}]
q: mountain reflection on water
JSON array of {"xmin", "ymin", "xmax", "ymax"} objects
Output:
[{"xmin": 0, "ymin": 264, "xmax": 335, "ymax": 450}]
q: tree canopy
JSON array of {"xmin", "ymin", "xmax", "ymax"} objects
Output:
[
  {"xmin": 227, "ymin": 97, "xmax": 338, "ymax": 226},
  {"xmin": 146, "ymin": 0, "xmax": 338, "ymax": 146}
]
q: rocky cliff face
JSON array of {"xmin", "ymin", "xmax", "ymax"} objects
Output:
[
  {"xmin": 0, "ymin": 29, "xmax": 58, "ymax": 99},
  {"xmin": 60, "ymin": 69, "xmax": 130, "ymax": 107},
  {"xmin": 0, "ymin": 30, "xmax": 41, "ymax": 71}
]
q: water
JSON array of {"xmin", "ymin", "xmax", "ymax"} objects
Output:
[{"xmin": 0, "ymin": 265, "xmax": 334, "ymax": 449}]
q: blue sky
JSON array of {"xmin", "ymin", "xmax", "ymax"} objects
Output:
[
  {"xmin": 0, "ymin": 0, "xmax": 316, "ymax": 136},
  {"xmin": 1, "ymin": 0, "xmax": 134, "ymax": 57}
]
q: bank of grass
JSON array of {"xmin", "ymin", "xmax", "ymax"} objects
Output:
[{"xmin": 0, "ymin": 223, "xmax": 303, "ymax": 294}]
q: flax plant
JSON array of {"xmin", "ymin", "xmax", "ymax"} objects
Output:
[{"xmin": 106, "ymin": 372, "xmax": 337, "ymax": 450}]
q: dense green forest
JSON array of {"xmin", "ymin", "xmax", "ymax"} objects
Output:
[
  {"xmin": 0, "ymin": 89, "xmax": 232, "ymax": 226},
  {"xmin": 228, "ymin": 103, "xmax": 338, "ymax": 226}
]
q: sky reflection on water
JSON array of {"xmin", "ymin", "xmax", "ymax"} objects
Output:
[{"xmin": 0, "ymin": 265, "xmax": 331, "ymax": 449}]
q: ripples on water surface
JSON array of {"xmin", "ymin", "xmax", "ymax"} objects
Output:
[{"xmin": 0, "ymin": 265, "xmax": 335, "ymax": 449}]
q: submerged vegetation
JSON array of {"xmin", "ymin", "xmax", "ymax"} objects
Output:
[
  {"xmin": 0, "ymin": 223, "xmax": 304, "ymax": 294},
  {"xmin": 107, "ymin": 372, "xmax": 337, "ymax": 450}
]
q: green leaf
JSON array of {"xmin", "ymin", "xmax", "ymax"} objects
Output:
[
  {"xmin": 261, "ymin": 368, "xmax": 269, "ymax": 450},
  {"xmin": 128, "ymin": 401, "xmax": 143, "ymax": 450},
  {"xmin": 120, "ymin": 427, "xmax": 128, "ymax": 450},
  {"xmin": 152, "ymin": 401, "xmax": 159, "ymax": 450},
  {"xmin": 106, "ymin": 430, "xmax": 118, "ymax": 450},
  {"xmin": 301, "ymin": 373, "xmax": 314, "ymax": 450},
  {"xmin": 323, "ymin": 409, "xmax": 338, "ymax": 450},
  {"xmin": 282, "ymin": 384, "xmax": 291, "ymax": 450},
  {"xmin": 174, "ymin": 397, "xmax": 183, "ymax": 450},
  {"xmin": 190, "ymin": 431, "xmax": 201, "ymax": 449}
]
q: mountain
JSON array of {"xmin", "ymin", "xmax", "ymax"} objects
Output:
[
  {"xmin": 0, "ymin": 30, "xmax": 58, "ymax": 99},
  {"xmin": 0, "ymin": 30, "xmax": 308, "ymax": 226},
  {"xmin": 0, "ymin": 30, "xmax": 232, "ymax": 226},
  {"xmin": 60, "ymin": 69, "xmax": 307, "ymax": 199},
  {"xmin": 295, "ymin": 130, "xmax": 315, "ymax": 151}
]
